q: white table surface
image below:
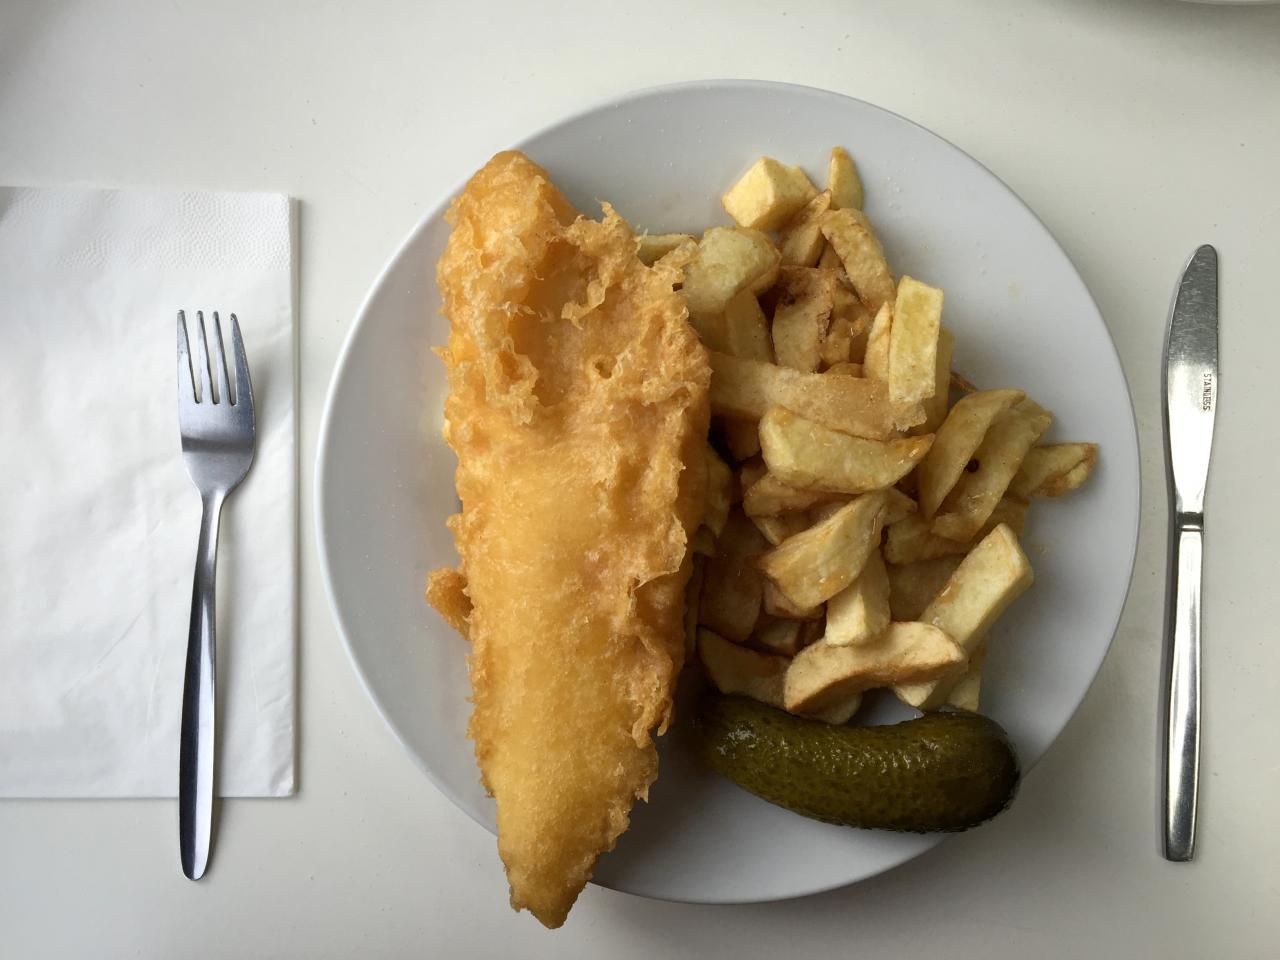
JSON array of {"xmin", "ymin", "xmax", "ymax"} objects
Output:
[{"xmin": 2, "ymin": 2, "xmax": 1277, "ymax": 957}]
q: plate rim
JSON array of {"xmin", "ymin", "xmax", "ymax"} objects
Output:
[{"xmin": 315, "ymin": 77, "xmax": 1142, "ymax": 906}]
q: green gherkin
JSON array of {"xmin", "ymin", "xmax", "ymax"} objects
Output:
[{"xmin": 694, "ymin": 694, "xmax": 1021, "ymax": 832}]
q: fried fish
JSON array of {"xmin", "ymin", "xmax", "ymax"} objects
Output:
[{"xmin": 429, "ymin": 151, "xmax": 710, "ymax": 927}]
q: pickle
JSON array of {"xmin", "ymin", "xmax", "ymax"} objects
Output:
[{"xmin": 694, "ymin": 694, "xmax": 1020, "ymax": 832}]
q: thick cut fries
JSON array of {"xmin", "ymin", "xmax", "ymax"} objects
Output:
[
  {"xmin": 893, "ymin": 524, "xmax": 1033, "ymax": 709},
  {"xmin": 914, "ymin": 327, "xmax": 955, "ymax": 435},
  {"xmin": 698, "ymin": 510, "xmax": 767, "ymax": 642},
  {"xmin": 683, "ymin": 227, "xmax": 781, "ymax": 347},
  {"xmin": 932, "ymin": 399, "xmax": 1051, "ymax": 542},
  {"xmin": 708, "ymin": 351, "xmax": 894, "ymax": 440},
  {"xmin": 862, "ymin": 302, "xmax": 892, "ymax": 383},
  {"xmin": 723, "ymin": 289, "xmax": 774, "ymax": 363},
  {"xmin": 779, "ymin": 190, "xmax": 833, "ymax": 267},
  {"xmin": 698, "ymin": 628, "xmax": 787, "ymax": 708},
  {"xmin": 886, "ymin": 555, "xmax": 964, "ymax": 622},
  {"xmin": 823, "ymin": 549, "xmax": 890, "ymax": 646},
  {"xmin": 750, "ymin": 616, "xmax": 805, "ymax": 656},
  {"xmin": 743, "ymin": 470, "xmax": 850, "ymax": 517},
  {"xmin": 884, "ymin": 496, "xmax": 1027, "ymax": 565},
  {"xmin": 759, "ymin": 406, "xmax": 934, "ymax": 494},
  {"xmin": 820, "ymin": 208, "xmax": 895, "ymax": 311},
  {"xmin": 1010, "ymin": 443, "xmax": 1099, "ymax": 498},
  {"xmin": 827, "ymin": 147, "xmax": 864, "ymax": 211},
  {"xmin": 722, "ymin": 157, "xmax": 819, "ymax": 232},
  {"xmin": 916, "ymin": 389, "xmax": 1025, "ymax": 518},
  {"xmin": 750, "ymin": 512, "xmax": 811, "ymax": 546},
  {"xmin": 672, "ymin": 149, "xmax": 1098, "ymax": 744},
  {"xmin": 887, "ymin": 277, "xmax": 943, "ymax": 429},
  {"xmin": 772, "ymin": 267, "xmax": 838, "ymax": 373},
  {"xmin": 786, "ymin": 622, "xmax": 965, "ymax": 716},
  {"xmin": 946, "ymin": 642, "xmax": 987, "ymax": 711},
  {"xmin": 756, "ymin": 491, "xmax": 897, "ymax": 609}
]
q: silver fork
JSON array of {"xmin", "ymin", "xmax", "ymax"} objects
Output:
[{"xmin": 175, "ymin": 310, "xmax": 255, "ymax": 880}]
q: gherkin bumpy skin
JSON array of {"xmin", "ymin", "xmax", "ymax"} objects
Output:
[{"xmin": 694, "ymin": 694, "xmax": 1020, "ymax": 832}]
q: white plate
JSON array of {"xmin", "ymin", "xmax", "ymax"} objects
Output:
[{"xmin": 316, "ymin": 80, "xmax": 1140, "ymax": 905}]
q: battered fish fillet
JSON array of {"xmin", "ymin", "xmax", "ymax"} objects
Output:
[{"xmin": 430, "ymin": 151, "xmax": 710, "ymax": 928}]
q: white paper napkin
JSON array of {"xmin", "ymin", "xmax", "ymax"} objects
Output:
[{"xmin": 0, "ymin": 186, "xmax": 296, "ymax": 797}]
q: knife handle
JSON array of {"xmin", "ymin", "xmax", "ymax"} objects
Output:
[{"xmin": 1162, "ymin": 518, "xmax": 1202, "ymax": 862}]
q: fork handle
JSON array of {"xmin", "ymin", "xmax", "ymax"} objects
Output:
[
  {"xmin": 1162, "ymin": 517, "xmax": 1202, "ymax": 862},
  {"xmin": 180, "ymin": 490, "xmax": 223, "ymax": 880}
]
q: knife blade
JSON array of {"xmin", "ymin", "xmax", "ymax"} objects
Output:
[
  {"xmin": 1165, "ymin": 246, "xmax": 1218, "ymax": 515},
  {"xmin": 1161, "ymin": 243, "xmax": 1218, "ymax": 862}
]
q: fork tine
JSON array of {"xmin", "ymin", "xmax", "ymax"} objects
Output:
[
  {"xmin": 194, "ymin": 311, "xmax": 214, "ymax": 403},
  {"xmin": 177, "ymin": 311, "xmax": 196, "ymax": 403},
  {"xmin": 229, "ymin": 313, "xmax": 254, "ymax": 410},
  {"xmin": 210, "ymin": 312, "xmax": 232, "ymax": 406}
]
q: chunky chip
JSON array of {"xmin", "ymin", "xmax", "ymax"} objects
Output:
[
  {"xmin": 698, "ymin": 628, "xmax": 787, "ymax": 709},
  {"xmin": 807, "ymin": 500, "xmax": 851, "ymax": 525},
  {"xmin": 862, "ymin": 302, "xmax": 892, "ymax": 383},
  {"xmin": 779, "ymin": 190, "xmax": 833, "ymax": 267},
  {"xmin": 771, "ymin": 267, "xmax": 838, "ymax": 372},
  {"xmin": 820, "ymin": 208, "xmax": 895, "ymax": 312},
  {"xmin": 759, "ymin": 406, "xmax": 934, "ymax": 495},
  {"xmin": 723, "ymin": 289, "xmax": 774, "ymax": 363},
  {"xmin": 698, "ymin": 509, "xmax": 767, "ymax": 642},
  {"xmin": 708, "ymin": 351, "xmax": 895, "ymax": 440},
  {"xmin": 916, "ymin": 388, "xmax": 1025, "ymax": 518},
  {"xmin": 762, "ymin": 579, "xmax": 824, "ymax": 620},
  {"xmin": 785, "ymin": 622, "xmax": 965, "ymax": 716},
  {"xmin": 819, "ymin": 314, "xmax": 855, "ymax": 368},
  {"xmin": 914, "ymin": 327, "xmax": 955, "ymax": 435},
  {"xmin": 820, "ymin": 285, "xmax": 871, "ymax": 370},
  {"xmin": 893, "ymin": 524, "xmax": 1033, "ymax": 709},
  {"xmin": 804, "ymin": 695, "xmax": 864, "ymax": 726},
  {"xmin": 886, "ymin": 555, "xmax": 964, "ymax": 622},
  {"xmin": 756, "ymin": 490, "xmax": 895, "ymax": 609},
  {"xmin": 750, "ymin": 511, "xmax": 810, "ymax": 547},
  {"xmin": 823, "ymin": 549, "xmax": 890, "ymax": 646},
  {"xmin": 683, "ymin": 227, "xmax": 782, "ymax": 348},
  {"xmin": 887, "ymin": 276, "xmax": 943, "ymax": 429},
  {"xmin": 743, "ymin": 470, "xmax": 850, "ymax": 517},
  {"xmin": 721, "ymin": 157, "xmax": 819, "ymax": 232},
  {"xmin": 884, "ymin": 496, "xmax": 1028, "ymax": 565},
  {"xmin": 637, "ymin": 232, "xmax": 696, "ymax": 266},
  {"xmin": 932, "ymin": 398, "xmax": 1052, "ymax": 541},
  {"xmin": 831, "ymin": 281, "xmax": 872, "ymax": 363},
  {"xmin": 750, "ymin": 616, "xmax": 805, "ymax": 657},
  {"xmin": 1010, "ymin": 442, "xmax": 1100, "ymax": 498},
  {"xmin": 878, "ymin": 488, "xmax": 919, "ymax": 525},
  {"xmin": 827, "ymin": 146, "xmax": 865, "ymax": 211},
  {"xmin": 946, "ymin": 641, "xmax": 987, "ymax": 712}
]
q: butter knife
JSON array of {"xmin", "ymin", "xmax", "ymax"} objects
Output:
[{"xmin": 1161, "ymin": 244, "xmax": 1218, "ymax": 862}]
